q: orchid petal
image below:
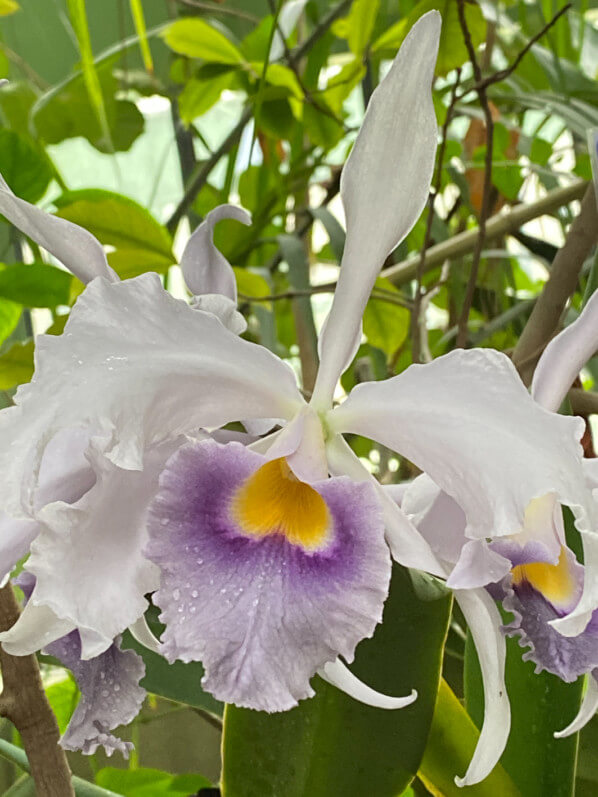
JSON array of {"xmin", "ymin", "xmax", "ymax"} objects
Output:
[
  {"xmin": 192, "ymin": 294, "xmax": 247, "ymax": 334},
  {"xmin": 47, "ymin": 632, "xmax": 146, "ymax": 758},
  {"xmin": 318, "ymin": 658, "xmax": 417, "ymax": 709},
  {"xmin": 129, "ymin": 616, "xmax": 162, "ymax": 655},
  {"xmin": 0, "ymin": 600, "xmax": 74, "ymax": 655},
  {"xmin": 555, "ymin": 673, "xmax": 598, "ymax": 737},
  {"xmin": 533, "ymin": 289, "xmax": 598, "ymax": 412},
  {"xmin": 311, "ymin": 11, "xmax": 440, "ymax": 408},
  {"xmin": 0, "ymin": 174, "xmax": 114, "ymax": 284},
  {"xmin": 0, "ymin": 513, "xmax": 39, "ymax": 584},
  {"xmin": 330, "ymin": 349, "xmax": 592, "ymax": 543},
  {"xmin": 454, "ymin": 588, "xmax": 510, "ymax": 787},
  {"xmin": 180, "ymin": 204, "xmax": 250, "ymax": 300},
  {"xmin": 447, "ymin": 541, "xmax": 511, "ymax": 590},
  {"xmin": 325, "ymin": 435, "xmax": 445, "ymax": 577},
  {"xmin": 0, "ymin": 273, "xmax": 304, "ymax": 517},
  {"xmin": 146, "ymin": 440, "xmax": 390, "ymax": 712},
  {"xmin": 552, "ymin": 530, "xmax": 598, "ymax": 637}
]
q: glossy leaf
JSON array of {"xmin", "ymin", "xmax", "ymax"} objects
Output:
[
  {"xmin": 420, "ymin": 679, "xmax": 520, "ymax": 796},
  {"xmin": 163, "ymin": 18, "xmax": 245, "ymax": 65},
  {"xmin": 0, "ymin": 340, "xmax": 33, "ymax": 389},
  {"xmin": 332, "ymin": 0, "xmax": 381, "ymax": 56},
  {"xmin": 96, "ymin": 767, "xmax": 212, "ymax": 796},
  {"xmin": 0, "ymin": 297, "xmax": 22, "ymax": 346},
  {"xmin": 54, "ymin": 189, "xmax": 174, "ymax": 275},
  {"xmin": 0, "ymin": 263, "xmax": 71, "ymax": 307},
  {"xmin": 465, "ymin": 623, "xmax": 583, "ymax": 797},
  {"xmin": 221, "ymin": 567, "xmax": 452, "ymax": 797},
  {"xmin": 0, "ymin": 130, "xmax": 52, "ymax": 203}
]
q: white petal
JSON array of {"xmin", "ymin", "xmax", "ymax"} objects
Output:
[
  {"xmin": 0, "ymin": 175, "xmax": 115, "ymax": 285},
  {"xmin": 555, "ymin": 674, "xmax": 598, "ymax": 737},
  {"xmin": 0, "ymin": 601, "xmax": 74, "ymax": 655},
  {"xmin": 325, "ymin": 435, "xmax": 445, "ymax": 576},
  {"xmin": 454, "ymin": 588, "xmax": 510, "ymax": 787},
  {"xmin": 180, "ymin": 204, "xmax": 251, "ymax": 300},
  {"xmin": 267, "ymin": 407, "xmax": 328, "ymax": 481},
  {"xmin": 330, "ymin": 349, "xmax": 593, "ymax": 543},
  {"xmin": 532, "ymin": 289, "xmax": 598, "ymax": 412},
  {"xmin": 0, "ymin": 273, "xmax": 303, "ymax": 516},
  {"xmin": 129, "ymin": 616, "xmax": 162, "ymax": 654},
  {"xmin": 319, "ymin": 658, "xmax": 417, "ymax": 709},
  {"xmin": 191, "ymin": 294, "xmax": 247, "ymax": 334},
  {"xmin": 311, "ymin": 12, "xmax": 440, "ymax": 408},
  {"xmin": 0, "ymin": 513, "xmax": 39, "ymax": 584},
  {"xmin": 269, "ymin": 0, "xmax": 308, "ymax": 61},
  {"xmin": 551, "ymin": 529, "xmax": 598, "ymax": 637}
]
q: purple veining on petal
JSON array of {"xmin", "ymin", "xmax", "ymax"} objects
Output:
[
  {"xmin": 15, "ymin": 573, "xmax": 145, "ymax": 757},
  {"xmin": 146, "ymin": 439, "xmax": 390, "ymax": 712}
]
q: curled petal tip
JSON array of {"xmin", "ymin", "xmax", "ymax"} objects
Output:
[{"xmin": 319, "ymin": 659, "xmax": 417, "ymax": 710}]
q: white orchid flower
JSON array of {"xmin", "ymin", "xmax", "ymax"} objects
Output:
[
  {"xmin": 0, "ymin": 10, "xmax": 592, "ymax": 780},
  {"xmin": 401, "ymin": 290, "xmax": 598, "ymax": 785}
]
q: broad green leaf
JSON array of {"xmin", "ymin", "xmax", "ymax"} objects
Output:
[
  {"xmin": 163, "ymin": 18, "xmax": 244, "ymax": 65},
  {"xmin": 0, "ymin": 298, "xmax": 22, "ymax": 346},
  {"xmin": 363, "ymin": 279, "xmax": 410, "ymax": 358},
  {"xmin": 45, "ymin": 674, "xmax": 79, "ymax": 734},
  {"xmin": 253, "ymin": 63, "xmax": 303, "ymax": 99},
  {"xmin": 0, "ymin": 0, "xmax": 19, "ymax": 16},
  {"xmin": 96, "ymin": 767, "xmax": 212, "ymax": 796},
  {"xmin": 0, "ymin": 263, "xmax": 71, "ymax": 307},
  {"xmin": 0, "ymin": 82, "xmax": 37, "ymax": 137},
  {"xmin": 303, "ymin": 100, "xmax": 344, "ymax": 149},
  {"xmin": 233, "ymin": 266, "xmax": 271, "ymax": 305},
  {"xmin": 372, "ymin": 0, "xmax": 486, "ymax": 76},
  {"xmin": 322, "ymin": 59, "xmax": 366, "ymax": 114},
  {"xmin": 178, "ymin": 71, "xmax": 236, "ymax": 125},
  {"xmin": 0, "ymin": 340, "xmax": 33, "ymax": 389},
  {"xmin": 54, "ymin": 189, "xmax": 174, "ymax": 275},
  {"xmin": 0, "ymin": 130, "xmax": 53, "ymax": 203},
  {"xmin": 221, "ymin": 567, "xmax": 452, "ymax": 797},
  {"xmin": 420, "ymin": 679, "xmax": 520, "ymax": 796},
  {"xmin": 465, "ymin": 622, "xmax": 583, "ymax": 797},
  {"xmin": 332, "ymin": 0, "xmax": 381, "ymax": 55},
  {"xmin": 121, "ymin": 627, "xmax": 223, "ymax": 716},
  {"xmin": 33, "ymin": 61, "xmax": 144, "ymax": 153}
]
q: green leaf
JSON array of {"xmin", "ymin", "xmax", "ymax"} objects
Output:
[
  {"xmin": 0, "ymin": 0, "xmax": 19, "ymax": 16},
  {"xmin": 54, "ymin": 189, "xmax": 174, "ymax": 276},
  {"xmin": 45, "ymin": 674, "xmax": 79, "ymax": 734},
  {"xmin": 332, "ymin": 0, "xmax": 381, "ymax": 55},
  {"xmin": 96, "ymin": 767, "xmax": 212, "ymax": 796},
  {"xmin": 0, "ymin": 263, "xmax": 72, "ymax": 307},
  {"xmin": 178, "ymin": 71, "xmax": 236, "ymax": 125},
  {"xmin": 163, "ymin": 18, "xmax": 245, "ymax": 65},
  {"xmin": 465, "ymin": 619, "xmax": 583, "ymax": 797},
  {"xmin": 233, "ymin": 267, "xmax": 271, "ymax": 305},
  {"xmin": 0, "ymin": 82, "xmax": 37, "ymax": 137},
  {"xmin": 420, "ymin": 679, "xmax": 520, "ymax": 796},
  {"xmin": 221, "ymin": 567, "xmax": 452, "ymax": 797},
  {"xmin": 372, "ymin": 0, "xmax": 486, "ymax": 76},
  {"xmin": 0, "ymin": 298, "xmax": 22, "ymax": 346},
  {"xmin": 363, "ymin": 279, "xmax": 410, "ymax": 358},
  {"xmin": 129, "ymin": 0, "xmax": 153, "ymax": 74},
  {"xmin": 0, "ymin": 340, "xmax": 33, "ymax": 389},
  {"xmin": 0, "ymin": 130, "xmax": 53, "ymax": 203},
  {"xmin": 303, "ymin": 101, "xmax": 344, "ymax": 149},
  {"xmin": 309, "ymin": 207, "xmax": 345, "ymax": 262}
]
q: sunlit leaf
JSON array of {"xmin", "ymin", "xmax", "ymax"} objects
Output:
[
  {"xmin": 163, "ymin": 18, "xmax": 245, "ymax": 65},
  {"xmin": 332, "ymin": 0, "xmax": 381, "ymax": 55},
  {"xmin": 0, "ymin": 263, "xmax": 71, "ymax": 307},
  {"xmin": 0, "ymin": 340, "xmax": 33, "ymax": 389},
  {"xmin": 0, "ymin": 298, "xmax": 22, "ymax": 347},
  {"xmin": 96, "ymin": 767, "xmax": 212, "ymax": 796},
  {"xmin": 0, "ymin": 0, "xmax": 19, "ymax": 16},
  {"xmin": 0, "ymin": 130, "xmax": 53, "ymax": 203}
]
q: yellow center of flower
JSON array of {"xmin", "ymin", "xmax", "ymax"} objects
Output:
[
  {"xmin": 232, "ymin": 458, "xmax": 330, "ymax": 550},
  {"xmin": 511, "ymin": 546, "xmax": 578, "ymax": 609}
]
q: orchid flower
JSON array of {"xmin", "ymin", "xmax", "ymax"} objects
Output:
[
  {"xmin": 0, "ymin": 10, "xmax": 592, "ymax": 785},
  {"xmin": 401, "ymin": 289, "xmax": 598, "ymax": 783}
]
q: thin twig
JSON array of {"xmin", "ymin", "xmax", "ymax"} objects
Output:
[
  {"xmin": 240, "ymin": 285, "xmax": 412, "ymax": 309},
  {"xmin": 411, "ymin": 68, "xmax": 461, "ymax": 363},
  {"xmin": 455, "ymin": 4, "xmax": 571, "ymax": 102},
  {"xmin": 455, "ymin": 0, "xmax": 494, "ymax": 348}
]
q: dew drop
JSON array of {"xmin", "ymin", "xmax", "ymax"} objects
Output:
[{"xmin": 172, "ymin": 588, "xmax": 180, "ymax": 600}]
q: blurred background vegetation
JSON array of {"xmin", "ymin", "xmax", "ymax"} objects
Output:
[{"xmin": 0, "ymin": 0, "xmax": 597, "ymax": 795}]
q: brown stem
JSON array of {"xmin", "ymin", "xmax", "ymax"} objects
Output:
[
  {"xmin": 455, "ymin": 0, "xmax": 494, "ymax": 349},
  {"xmin": 411, "ymin": 69, "xmax": 461, "ymax": 363},
  {"xmin": 0, "ymin": 585, "xmax": 74, "ymax": 796},
  {"xmin": 512, "ymin": 184, "xmax": 598, "ymax": 384}
]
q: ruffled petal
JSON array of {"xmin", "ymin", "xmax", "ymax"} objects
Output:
[
  {"xmin": 180, "ymin": 205, "xmax": 250, "ymax": 300},
  {"xmin": 20, "ymin": 444, "xmax": 173, "ymax": 656},
  {"xmin": 532, "ymin": 289, "xmax": 598, "ymax": 412},
  {"xmin": 46, "ymin": 631, "xmax": 146, "ymax": 758},
  {"xmin": 0, "ymin": 513, "xmax": 39, "ymax": 584},
  {"xmin": 0, "ymin": 600, "xmax": 75, "ymax": 655},
  {"xmin": 145, "ymin": 439, "xmax": 391, "ymax": 712},
  {"xmin": 191, "ymin": 294, "xmax": 247, "ymax": 334},
  {"xmin": 0, "ymin": 273, "xmax": 303, "ymax": 517},
  {"xmin": 318, "ymin": 658, "xmax": 417, "ymax": 709},
  {"xmin": 311, "ymin": 12, "xmax": 440, "ymax": 408},
  {"xmin": 0, "ymin": 175, "xmax": 115, "ymax": 284},
  {"xmin": 454, "ymin": 588, "xmax": 510, "ymax": 787},
  {"xmin": 330, "ymin": 349, "xmax": 592, "ymax": 543}
]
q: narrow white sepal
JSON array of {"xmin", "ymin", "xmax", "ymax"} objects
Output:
[
  {"xmin": 319, "ymin": 658, "xmax": 417, "ymax": 709},
  {"xmin": 129, "ymin": 616, "xmax": 162, "ymax": 654},
  {"xmin": 555, "ymin": 675, "xmax": 598, "ymax": 738},
  {"xmin": 0, "ymin": 600, "xmax": 74, "ymax": 655}
]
